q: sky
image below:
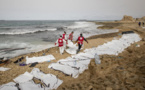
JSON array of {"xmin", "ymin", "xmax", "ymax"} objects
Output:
[{"xmin": 0, "ymin": 0, "xmax": 145, "ymax": 20}]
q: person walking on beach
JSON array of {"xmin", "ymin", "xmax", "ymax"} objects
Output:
[
  {"xmin": 142, "ymin": 22, "xmax": 144, "ymax": 27},
  {"xmin": 55, "ymin": 35, "xmax": 66, "ymax": 55},
  {"xmin": 76, "ymin": 33, "xmax": 88, "ymax": 54},
  {"xmin": 62, "ymin": 31, "xmax": 67, "ymax": 49},
  {"xmin": 68, "ymin": 31, "xmax": 74, "ymax": 41},
  {"xmin": 138, "ymin": 22, "xmax": 141, "ymax": 27}
]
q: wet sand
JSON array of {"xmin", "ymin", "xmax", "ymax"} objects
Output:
[{"xmin": 0, "ymin": 21, "xmax": 145, "ymax": 90}]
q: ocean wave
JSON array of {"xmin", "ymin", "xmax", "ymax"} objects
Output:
[
  {"xmin": 67, "ymin": 21, "xmax": 95, "ymax": 29},
  {"xmin": 0, "ymin": 28, "xmax": 57, "ymax": 35},
  {"xmin": 0, "ymin": 41, "xmax": 54, "ymax": 58}
]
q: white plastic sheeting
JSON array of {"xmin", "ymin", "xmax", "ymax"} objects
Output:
[
  {"xmin": 13, "ymin": 72, "xmax": 33, "ymax": 83},
  {"xmin": 65, "ymin": 40, "xmax": 78, "ymax": 54},
  {"xmin": 30, "ymin": 68, "xmax": 63, "ymax": 89},
  {"xmin": 72, "ymin": 52, "xmax": 94, "ymax": 59},
  {"xmin": 2, "ymin": 68, "xmax": 63, "ymax": 90},
  {"xmin": 48, "ymin": 63, "xmax": 79, "ymax": 78},
  {"xmin": 0, "ymin": 81, "xmax": 44, "ymax": 90},
  {"xmin": 66, "ymin": 40, "xmax": 85, "ymax": 55},
  {"xmin": 48, "ymin": 40, "xmax": 93, "ymax": 78},
  {"xmin": 0, "ymin": 67, "xmax": 11, "ymax": 71},
  {"xmin": 94, "ymin": 53, "xmax": 101, "ymax": 64},
  {"xmin": 58, "ymin": 57, "xmax": 91, "ymax": 73},
  {"xmin": 0, "ymin": 82, "xmax": 17, "ymax": 90},
  {"xmin": 84, "ymin": 33, "xmax": 141, "ymax": 55},
  {"xmin": 26, "ymin": 55, "xmax": 55, "ymax": 64},
  {"xmin": 67, "ymin": 40, "xmax": 76, "ymax": 48},
  {"xmin": 48, "ymin": 55, "xmax": 91, "ymax": 78},
  {"xmin": 48, "ymin": 33, "xmax": 141, "ymax": 79},
  {"xmin": 19, "ymin": 80, "xmax": 44, "ymax": 90}
]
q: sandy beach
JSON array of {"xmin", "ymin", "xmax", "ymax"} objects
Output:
[{"xmin": 0, "ymin": 21, "xmax": 145, "ymax": 90}]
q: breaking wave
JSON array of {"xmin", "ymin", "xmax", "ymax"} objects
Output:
[{"xmin": 0, "ymin": 28, "xmax": 57, "ymax": 35}]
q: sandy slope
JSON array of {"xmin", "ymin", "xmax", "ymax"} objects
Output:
[{"xmin": 0, "ymin": 21, "xmax": 145, "ymax": 90}]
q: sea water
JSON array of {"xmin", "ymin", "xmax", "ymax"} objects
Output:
[{"xmin": 0, "ymin": 20, "xmax": 118, "ymax": 58}]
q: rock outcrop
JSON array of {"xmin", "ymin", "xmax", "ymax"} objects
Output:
[
  {"xmin": 121, "ymin": 15, "xmax": 135, "ymax": 22},
  {"xmin": 141, "ymin": 16, "xmax": 145, "ymax": 20},
  {"xmin": 136, "ymin": 16, "xmax": 145, "ymax": 22}
]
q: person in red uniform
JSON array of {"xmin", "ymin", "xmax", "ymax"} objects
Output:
[
  {"xmin": 76, "ymin": 33, "xmax": 88, "ymax": 54},
  {"xmin": 62, "ymin": 31, "xmax": 67, "ymax": 40},
  {"xmin": 62, "ymin": 31, "xmax": 67, "ymax": 49},
  {"xmin": 55, "ymin": 35, "xmax": 66, "ymax": 55},
  {"xmin": 68, "ymin": 31, "xmax": 74, "ymax": 41}
]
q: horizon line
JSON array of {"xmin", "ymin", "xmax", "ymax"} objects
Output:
[{"xmin": 0, "ymin": 19, "xmax": 120, "ymax": 21}]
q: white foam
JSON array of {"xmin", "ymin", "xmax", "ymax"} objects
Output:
[
  {"xmin": 67, "ymin": 21, "xmax": 95, "ymax": 29},
  {"xmin": 66, "ymin": 21, "xmax": 118, "ymax": 41},
  {"xmin": 0, "ymin": 28, "xmax": 57, "ymax": 35},
  {"xmin": 0, "ymin": 21, "xmax": 119, "ymax": 58},
  {"xmin": 0, "ymin": 41, "xmax": 55, "ymax": 58},
  {"xmin": 0, "ymin": 41, "xmax": 29, "ymax": 49}
]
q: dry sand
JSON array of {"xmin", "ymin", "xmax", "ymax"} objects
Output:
[{"xmin": 0, "ymin": 21, "xmax": 145, "ymax": 90}]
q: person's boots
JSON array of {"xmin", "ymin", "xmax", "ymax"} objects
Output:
[{"xmin": 76, "ymin": 49, "xmax": 80, "ymax": 54}]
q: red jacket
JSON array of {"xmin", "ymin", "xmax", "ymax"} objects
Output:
[
  {"xmin": 62, "ymin": 34, "xmax": 65, "ymax": 40},
  {"xmin": 68, "ymin": 33, "xmax": 73, "ymax": 41},
  {"xmin": 58, "ymin": 38, "xmax": 63, "ymax": 47},
  {"xmin": 78, "ymin": 36, "xmax": 84, "ymax": 44}
]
